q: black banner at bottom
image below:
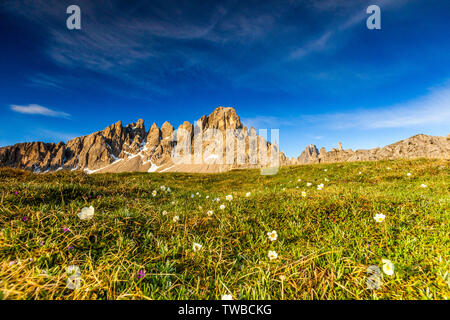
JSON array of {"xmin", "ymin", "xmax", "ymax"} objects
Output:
[{"xmin": 0, "ymin": 300, "xmax": 446, "ymax": 319}]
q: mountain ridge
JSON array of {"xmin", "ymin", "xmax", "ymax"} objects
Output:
[
  {"xmin": 1, "ymin": 107, "xmax": 449, "ymax": 173},
  {"xmin": 296, "ymin": 133, "xmax": 450, "ymax": 164},
  {"xmin": 0, "ymin": 107, "xmax": 285, "ymax": 173}
]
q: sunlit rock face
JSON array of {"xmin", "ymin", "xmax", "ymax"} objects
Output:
[{"xmin": 296, "ymin": 134, "xmax": 450, "ymax": 164}]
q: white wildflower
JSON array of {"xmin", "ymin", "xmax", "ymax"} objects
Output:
[
  {"xmin": 193, "ymin": 242, "xmax": 202, "ymax": 252},
  {"xmin": 268, "ymin": 250, "xmax": 278, "ymax": 260},
  {"xmin": 374, "ymin": 213, "xmax": 386, "ymax": 223},
  {"xmin": 382, "ymin": 259, "xmax": 395, "ymax": 276},
  {"xmin": 267, "ymin": 230, "xmax": 278, "ymax": 241},
  {"xmin": 77, "ymin": 206, "xmax": 94, "ymax": 220}
]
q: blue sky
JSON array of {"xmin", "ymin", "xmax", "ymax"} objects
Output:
[{"xmin": 0, "ymin": 0, "xmax": 449, "ymax": 157}]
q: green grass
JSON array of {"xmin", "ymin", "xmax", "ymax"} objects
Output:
[{"xmin": 0, "ymin": 159, "xmax": 449, "ymax": 300}]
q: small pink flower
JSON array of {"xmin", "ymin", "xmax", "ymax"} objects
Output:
[{"xmin": 137, "ymin": 269, "xmax": 146, "ymax": 279}]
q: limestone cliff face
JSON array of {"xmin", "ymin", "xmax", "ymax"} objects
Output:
[
  {"xmin": 0, "ymin": 106, "xmax": 287, "ymax": 173},
  {"xmin": 0, "ymin": 142, "xmax": 66, "ymax": 172},
  {"xmin": 296, "ymin": 134, "xmax": 450, "ymax": 164}
]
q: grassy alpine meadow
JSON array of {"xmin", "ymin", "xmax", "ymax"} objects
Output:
[{"xmin": 0, "ymin": 158, "xmax": 449, "ymax": 300}]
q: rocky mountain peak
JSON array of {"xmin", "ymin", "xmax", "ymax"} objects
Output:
[
  {"xmin": 161, "ymin": 121, "xmax": 174, "ymax": 139},
  {"xmin": 136, "ymin": 119, "xmax": 145, "ymax": 127},
  {"xmin": 201, "ymin": 106, "xmax": 243, "ymax": 131},
  {"xmin": 297, "ymin": 144, "xmax": 319, "ymax": 164},
  {"xmin": 145, "ymin": 123, "xmax": 161, "ymax": 151}
]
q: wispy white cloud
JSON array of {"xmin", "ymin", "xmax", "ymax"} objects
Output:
[
  {"xmin": 240, "ymin": 81, "xmax": 450, "ymax": 133},
  {"xmin": 288, "ymin": 0, "xmax": 407, "ymax": 61},
  {"xmin": 10, "ymin": 104, "xmax": 71, "ymax": 119},
  {"xmin": 305, "ymin": 83, "xmax": 450, "ymax": 129},
  {"xmin": 4, "ymin": 1, "xmax": 276, "ymax": 75},
  {"xmin": 289, "ymin": 31, "xmax": 333, "ymax": 60},
  {"xmin": 2, "ymin": 0, "xmax": 425, "ymax": 97},
  {"xmin": 307, "ymin": 135, "xmax": 323, "ymax": 140},
  {"xmin": 1, "ymin": 0, "xmax": 295, "ymax": 97},
  {"xmin": 27, "ymin": 73, "xmax": 64, "ymax": 90}
]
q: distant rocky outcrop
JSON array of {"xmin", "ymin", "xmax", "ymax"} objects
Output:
[
  {"xmin": 0, "ymin": 107, "xmax": 285, "ymax": 173},
  {"xmin": 296, "ymin": 134, "xmax": 450, "ymax": 164},
  {"xmin": 297, "ymin": 144, "xmax": 320, "ymax": 164}
]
